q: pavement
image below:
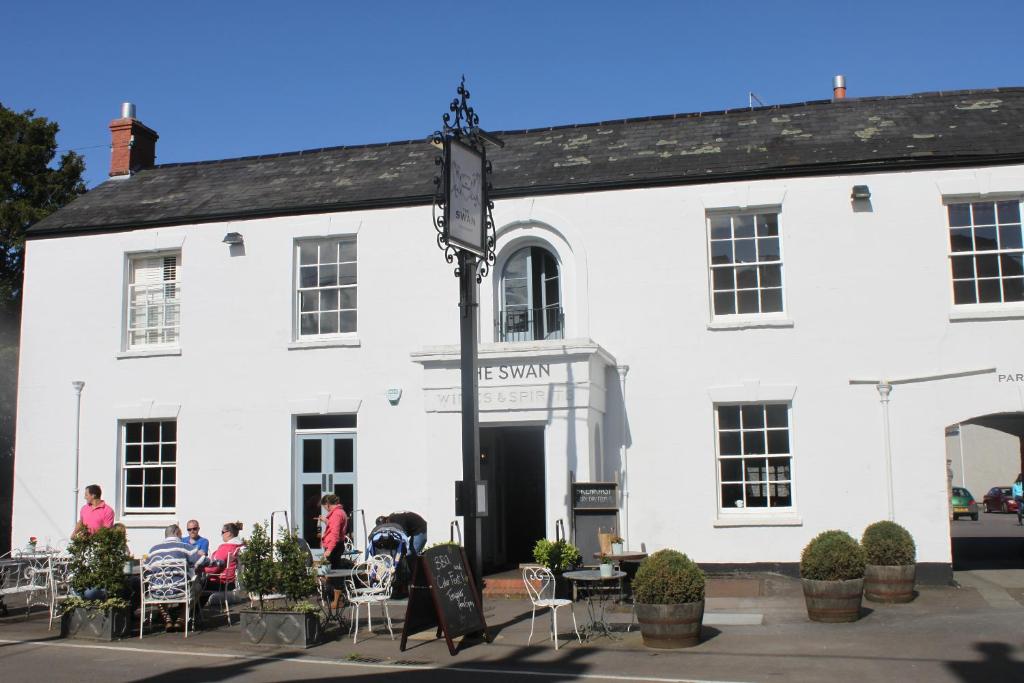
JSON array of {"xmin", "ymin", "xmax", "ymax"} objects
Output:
[{"xmin": 1, "ymin": 567, "xmax": 1023, "ymax": 683}]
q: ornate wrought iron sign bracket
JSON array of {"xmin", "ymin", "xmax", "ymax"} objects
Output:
[{"xmin": 433, "ymin": 77, "xmax": 504, "ymax": 282}]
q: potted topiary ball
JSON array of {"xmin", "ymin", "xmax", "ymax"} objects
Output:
[
  {"xmin": 800, "ymin": 530, "xmax": 867, "ymax": 623},
  {"xmin": 631, "ymin": 549, "xmax": 705, "ymax": 648},
  {"xmin": 861, "ymin": 521, "xmax": 916, "ymax": 603}
]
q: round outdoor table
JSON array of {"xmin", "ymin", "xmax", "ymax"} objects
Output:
[
  {"xmin": 318, "ymin": 568, "xmax": 361, "ymax": 626},
  {"xmin": 563, "ymin": 569, "xmax": 626, "ymax": 640},
  {"xmin": 591, "ymin": 552, "xmax": 648, "ymax": 563},
  {"xmin": 592, "ymin": 551, "xmax": 647, "ymax": 603}
]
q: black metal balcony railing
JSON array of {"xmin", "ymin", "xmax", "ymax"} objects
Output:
[{"xmin": 495, "ymin": 306, "xmax": 564, "ymax": 342}]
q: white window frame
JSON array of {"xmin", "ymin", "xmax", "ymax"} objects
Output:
[
  {"xmin": 124, "ymin": 251, "xmax": 181, "ymax": 350},
  {"xmin": 293, "ymin": 236, "xmax": 358, "ymax": 343},
  {"xmin": 714, "ymin": 402, "xmax": 795, "ymax": 514},
  {"xmin": 705, "ymin": 208, "xmax": 792, "ymax": 330},
  {"xmin": 498, "ymin": 245, "xmax": 564, "ymax": 342},
  {"xmin": 121, "ymin": 419, "xmax": 177, "ymax": 515},
  {"xmin": 945, "ymin": 196, "xmax": 1024, "ymax": 318}
]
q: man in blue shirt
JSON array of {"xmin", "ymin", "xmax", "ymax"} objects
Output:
[{"xmin": 182, "ymin": 519, "xmax": 210, "ymax": 556}]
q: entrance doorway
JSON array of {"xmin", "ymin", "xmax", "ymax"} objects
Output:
[
  {"xmin": 480, "ymin": 425, "xmax": 546, "ymax": 573},
  {"xmin": 293, "ymin": 426, "xmax": 356, "ymax": 555}
]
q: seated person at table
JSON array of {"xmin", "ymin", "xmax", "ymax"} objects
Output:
[
  {"xmin": 202, "ymin": 522, "xmax": 244, "ymax": 588},
  {"xmin": 182, "ymin": 519, "xmax": 210, "ymax": 556},
  {"xmin": 146, "ymin": 524, "xmax": 204, "ymax": 631}
]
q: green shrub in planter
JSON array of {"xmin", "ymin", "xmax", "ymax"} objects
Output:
[
  {"xmin": 532, "ymin": 539, "xmax": 581, "ymax": 572},
  {"xmin": 861, "ymin": 521, "xmax": 916, "ymax": 566},
  {"xmin": 632, "ymin": 549, "xmax": 705, "ymax": 604},
  {"xmin": 239, "ymin": 522, "xmax": 276, "ymax": 611},
  {"xmin": 800, "ymin": 530, "xmax": 866, "ymax": 581}
]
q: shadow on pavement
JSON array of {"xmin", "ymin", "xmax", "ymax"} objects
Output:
[
  {"xmin": 952, "ymin": 536, "xmax": 1024, "ymax": 570},
  {"xmin": 126, "ymin": 642, "xmax": 596, "ymax": 683},
  {"xmin": 945, "ymin": 642, "xmax": 1022, "ymax": 680}
]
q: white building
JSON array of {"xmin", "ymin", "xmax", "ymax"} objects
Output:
[{"xmin": 13, "ymin": 86, "xmax": 1024, "ymax": 582}]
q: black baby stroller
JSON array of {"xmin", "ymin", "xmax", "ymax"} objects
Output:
[{"xmin": 365, "ymin": 523, "xmax": 411, "ymax": 596}]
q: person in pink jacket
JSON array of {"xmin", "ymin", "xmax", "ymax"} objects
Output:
[
  {"xmin": 203, "ymin": 522, "xmax": 245, "ymax": 587},
  {"xmin": 318, "ymin": 494, "xmax": 349, "ymax": 611},
  {"xmin": 318, "ymin": 494, "xmax": 349, "ymax": 568}
]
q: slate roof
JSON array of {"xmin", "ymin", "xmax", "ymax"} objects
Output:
[{"xmin": 29, "ymin": 88, "xmax": 1024, "ymax": 237}]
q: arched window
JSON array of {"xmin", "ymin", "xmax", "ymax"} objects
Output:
[{"xmin": 498, "ymin": 246, "xmax": 563, "ymax": 341}]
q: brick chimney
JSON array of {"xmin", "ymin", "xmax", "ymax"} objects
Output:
[
  {"xmin": 109, "ymin": 102, "xmax": 158, "ymax": 177},
  {"xmin": 833, "ymin": 75, "xmax": 847, "ymax": 100}
]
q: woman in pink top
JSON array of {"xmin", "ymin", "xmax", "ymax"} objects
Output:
[
  {"xmin": 318, "ymin": 494, "xmax": 348, "ymax": 569},
  {"xmin": 203, "ymin": 522, "xmax": 245, "ymax": 586}
]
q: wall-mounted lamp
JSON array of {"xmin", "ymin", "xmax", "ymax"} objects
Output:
[
  {"xmin": 222, "ymin": 232, "xmax": 244, "ymax": 245},
  {"xmin": 386, "ymin": 388, "xmax": 402, "ymax": 405},
  {"xmin": 851, "ymin": 185, "xmax": 871, "ymax": 200}
]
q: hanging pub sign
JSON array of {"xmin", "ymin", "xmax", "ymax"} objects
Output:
[{"xmin": 443, "ymin": 137, "xmax": 487, "ymax": 256}]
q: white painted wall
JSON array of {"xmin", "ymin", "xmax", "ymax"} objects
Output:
[{"xmin": 13, "ymin": 164, "xmax": 1024, "ymax": 569}]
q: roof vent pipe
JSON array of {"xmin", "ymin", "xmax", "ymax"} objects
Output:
[
  {"xmin": 833, "ymin": 75, "xmax": 847, "ymax": 100},
  {"xmin": 121, "ymin": 102, "xmax": 136, "ymax": 119}
]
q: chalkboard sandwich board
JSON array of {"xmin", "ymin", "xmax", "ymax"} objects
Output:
[{"xmin": 399, "ymin": 544, "xmax": 489, "ymax": 656}]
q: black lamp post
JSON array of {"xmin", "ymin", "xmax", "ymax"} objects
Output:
[{"xmin": 432, "ymin": 78, "xmax": 503, "ymax": 596}]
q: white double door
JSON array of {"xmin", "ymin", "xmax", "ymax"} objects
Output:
[{"xmin": 293, "ymin": 433, "xmax": 356, "ymax": 553}]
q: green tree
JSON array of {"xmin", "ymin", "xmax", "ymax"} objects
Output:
[
  {"xmin": 239, "ymin": 522, "xmax": 276, "ymax": 611},
  {"xmin": 0, "ymin": 103, "xmax": 85, "ymax": 552}
]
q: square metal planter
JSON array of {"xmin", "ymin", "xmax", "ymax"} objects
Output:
[
  {"xmin": 239, "ymin": 610, "xmax": 321, "ymax": 648},
  {"xmin": 60, "ymin": 607, "xmax": 132, "ymax": 641}
]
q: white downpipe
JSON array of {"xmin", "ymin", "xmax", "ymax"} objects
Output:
[
  {"xmin": 71, "ymin": 380, "xmax": 85, "ymax": 530},
  {"xmin": 876, "ymin": 382, "xmax": 895, "ymax": 522},
  {"xmin": 957, "ymin": 423, "xmax": 966, "ymax": 488},
  {"xmin": 617, "ymin": 365, "xmax": 630, "ymax": 549}
]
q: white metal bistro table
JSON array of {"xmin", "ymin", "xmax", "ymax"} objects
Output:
[
  {"xmin": 563, "ymin": 569, "xmax": 626, "ymax": 640},
  {"xmin": 318, "ymin": 568, "xmax": 361, "ymax": 626}
]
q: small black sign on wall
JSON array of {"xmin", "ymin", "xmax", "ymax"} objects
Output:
[{"xmin": 572, "ymin": 482, "xmax": 618, "ymax": 510}]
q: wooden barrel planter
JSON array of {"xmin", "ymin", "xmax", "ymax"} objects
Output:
[
  {"xmin": 635, "ymin": 601, "xmax": 704, "ymax": 648},
  {"xmin": 802, "ymin": 578, "xmax": 863, "ymax": 623},
  {"xmin": 864, "ymin": 564, "xmax": 915, "ymax": 603}
]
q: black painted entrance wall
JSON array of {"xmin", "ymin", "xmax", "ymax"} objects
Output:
[{"xmin": 480, "ymin": 425, "xmax": 545, "ymax": 573}]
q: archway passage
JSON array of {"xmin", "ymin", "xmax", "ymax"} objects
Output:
[{"xmin": 945, "ymin": 412, "xmax": 1024, "ymax": 570}]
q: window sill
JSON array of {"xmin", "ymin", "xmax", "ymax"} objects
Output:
[
  {"xmin": 119, "ymin": 513, "xmax": 177, "ymax": 528},
  {"xmin": 713, "ymin": 514, "xmax": 802, "ymax": 528},
  {"xmin": 287, "ymin": 336, "xmax": 361, "ymax": 350},
  {"xmin": 949, "ymin": 306, "xmax": 1024, "ymax": 322},
  {"xmin": 707, "ymin": 316, "xmax": 794, "ymax": 331},
  {"xmin": 116, "ymin": 348, "xmax": 182, "ymax": 359}
]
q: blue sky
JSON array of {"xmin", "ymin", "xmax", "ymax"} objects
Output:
[{"xmin": 4, "ymin": 1, "xmax": 1022, "ymax": 188}]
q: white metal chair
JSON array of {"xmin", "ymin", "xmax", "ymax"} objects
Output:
[
  {"xmin": 47, "ymin": 555, "xmax": 73, "ymax": 631},
  {"xmin": 0, "ymin": 554, "xmax": 49, "ymax": 619},
  {"xmin": 0, "ymin": 557, "xmax": 32, "ymax": 617},
  {"xmin": 523, "ymin": 566, "xmax": 581, "ymax": 650},
  {"xmin": 344, "ymin": 557, "xmax": 396, "ymax": 643},
  {"xmin": 201, "ymin": 546, "xmax": 242, "ymax": 625},
  {"xmin": 140, "ymin": 558, "xmax": 198, "ymax": 638}
]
